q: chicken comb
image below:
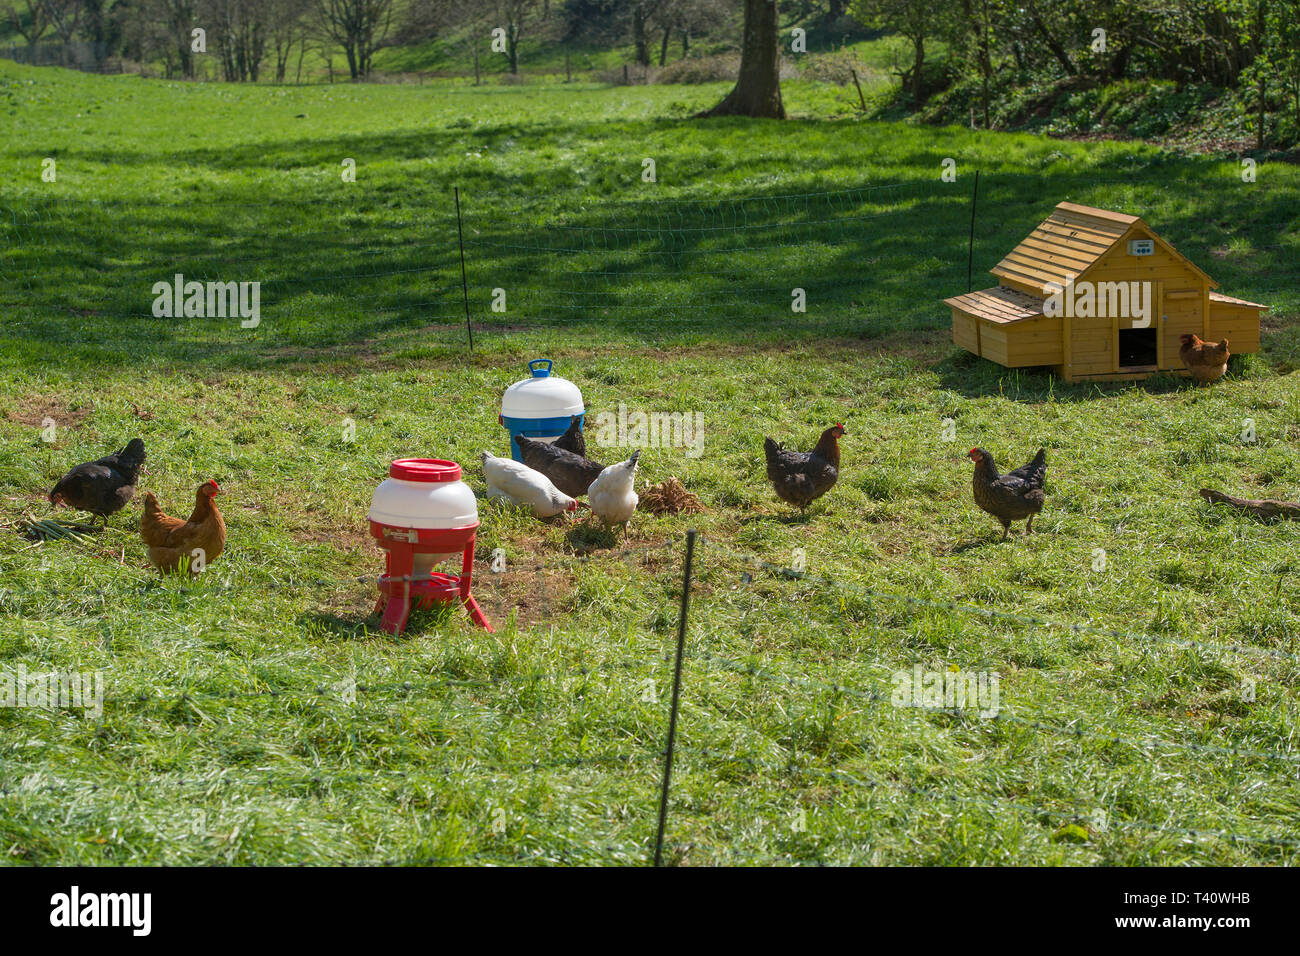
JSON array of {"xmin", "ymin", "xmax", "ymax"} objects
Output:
[{"xmin": 206, "ymin": 479, "xmax": 221, "ymax": 492}]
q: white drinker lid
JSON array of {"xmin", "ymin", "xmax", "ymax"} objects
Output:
[{"xmin": 501, "ymin": 359, "xmax": 584, "ymax": 419}]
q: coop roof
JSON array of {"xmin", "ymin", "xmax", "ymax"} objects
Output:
[
  {"xmin": 1209, "ymin": 290, "xmax": 1268, "ymax": 310},
  {"xmin": 991, "ymin": 201, "xmax": 1214, "ymax": 292},
  {"xmin": 943, "ymin": 285, "xmax": 1045, "ymax": 325}
]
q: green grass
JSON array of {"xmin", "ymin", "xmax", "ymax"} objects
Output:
[{"xmin": 2, "ymin": 60, "xmax": 1300, "ymax": 865}]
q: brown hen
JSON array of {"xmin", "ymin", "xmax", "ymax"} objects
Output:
[
  {"xmin": 140, "ymin": 480, "xmax": 226, "ymax": 575},
  {"xmin": 1179, "ymin": 334, "xmax": 1230, "ymax": 382}
]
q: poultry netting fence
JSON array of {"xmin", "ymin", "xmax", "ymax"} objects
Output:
[
  {"xmin": 2, "ymin": 171, "xmax": 1296, "ymax": 364},
  {"xmin": 2, "ymin": 529, "xmax": 1298, "ymax": 864}
]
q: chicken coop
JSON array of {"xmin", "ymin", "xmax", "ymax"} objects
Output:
[{"xmin": 945, "ymin": 201, "xmax": 1267, "ymax": 382}]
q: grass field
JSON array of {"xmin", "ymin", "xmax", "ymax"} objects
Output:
[{"xmin": 2, "ymin": 60, "xmax": 1300, "ymax": 865}]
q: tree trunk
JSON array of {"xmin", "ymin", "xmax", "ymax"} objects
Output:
[
  {"xmin": 1027, "ymin": 4, "xmax": 1076, "ymax": 76},
  {"xmin": 698, "ymin": 0, "xmax": 784, "ymax": 119},
  {"xmin": 659, "ymin": 24, "xmax": 671, "ymax": 66},
  {"xmin": 1258, "ymin": 71, "xmax": 1267, "ymax": 149},
  {"xmin": 911, "ymin": 34, "xmax": 925, "ymax": 108},
  {"xmin": 633, "ymin": 5, "xmax": 650, "ymax": 67}
]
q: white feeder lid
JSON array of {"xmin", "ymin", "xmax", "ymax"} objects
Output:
[
  {"xmin": 502, "ymin": 360, "xmax": 584, "ymax": 419},
  {"xmin": 369, "ymin": 459, "xmax": 479, "ymax": 529}
]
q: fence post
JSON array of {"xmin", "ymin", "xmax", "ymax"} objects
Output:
[
  {"xmin": 850, "ymin": 68, "xmax": 867, "ymax": 113},
  {"xmin": 967, "ymin": 169, "xmax": 980, "ymax": 293},
  {"xmin": 454, "ymin": 186, "xmax": 474, "ymax": 351},
  {"xmin": 653, "ymin": 529, "xmax": 697, "ymax": 867}
]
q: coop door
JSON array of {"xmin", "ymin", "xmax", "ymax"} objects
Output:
[{"xmin": 1113, "ymin": 281, "xmax": 1162, "ymax": 372}]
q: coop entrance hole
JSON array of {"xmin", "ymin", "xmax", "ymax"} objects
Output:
[{"xmin": 1118, "ymin": 328, "xmax": 1158, "ymax": 369}]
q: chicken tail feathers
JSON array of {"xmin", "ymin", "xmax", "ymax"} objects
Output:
[{"xmin": 1024, "ymin": 449, "xmax": 1048, "ymax": 488}]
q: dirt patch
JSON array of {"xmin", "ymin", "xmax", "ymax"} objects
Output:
[
  {"xmin": 289, "ymin": 523, "xmax": 372, "ymax": 551},
  {"xmin": 3, "ymin": 395, "xmax": 95, "ymax": 430},
  {"xmin": 473, "ymin": 566, "xmax": 576, "ymax": 630}
]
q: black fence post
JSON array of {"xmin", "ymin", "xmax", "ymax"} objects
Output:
[
  {"xmin": 653, "ymin": 529, "xmax": 697, "ymax": 867},
  {"xmin": 967, "ymin": 169, "xmax": 980, "ymax": 293},
  {"xmin": 454, "ymin": 186, "xmax": 474, "ymax": 351}
]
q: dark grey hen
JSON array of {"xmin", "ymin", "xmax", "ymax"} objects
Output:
[
  {"xmin": 552, "ymin": 415, "xmax": 587, "ymax": 457},
  {"xmin": 516, "ymin": 434, "xmax": 606, "ymax": 499},
  {"xmin": 49, "ymin": 438, "xmax": 147, "ymax": 526}
]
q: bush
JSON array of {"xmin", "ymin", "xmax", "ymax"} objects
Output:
[
  {"xmin": 654, "ymin": 54, "xmax": 739, "ymax": 85},
  {"xmin": 795, "ymin": 49, "xmax": 872, "ymax": 86}
]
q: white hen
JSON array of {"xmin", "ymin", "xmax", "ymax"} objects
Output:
[
  {"xmin": 587, "ymin": 450, "xmax": 640, "ymax": 538},
  {"xmin": 482, "ymin": 451, "xmax": 576, "ymax": 519}
]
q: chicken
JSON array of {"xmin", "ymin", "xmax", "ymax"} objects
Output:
[
  {"xmin": 1179, "ymin": 334, "xmax": 1230, "ymax": 382},
  {"xmin": 587, "ymin": 451, "xmax": 640, "ymax": 538},
  {"xmin": 764, "ymin": 424, "xmax": 844, "ymax": 512},
  {"xmin": 48, "ymin": 438, "xmax": 147, "ymax": 526},
  {"xmin": 481, "ymin": 451, "xmax": 577, "ymax": 519},
  {"xmin": 552, "ymin": 415, "xmax": 587, "ymax": 458},
  {"xmin": 140, "ymin": 479, "xmax": 226, "ymax": 574},
  {"xmin": 968, "ymin": 448, "xmax": 1046, "ymax": 539},
  {"xmin": 516, "ymin": 434, "xmax": 606, "ymax": 499}
]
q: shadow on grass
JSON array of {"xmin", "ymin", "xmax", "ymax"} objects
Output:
[
  {"xmin": 4, "ymin": 128, "xmax": 1295, "ymax": 375},
  {"xmin": 565, "ymin": 521, "xmax": 620, "ymax": 551},
  {"xmin": 298, "ymin": 603, "xmax": 462, "ymax": 640},
  {"xmin": 933, "ymin": 347, "xmax": 1286, "ymax": 403}
]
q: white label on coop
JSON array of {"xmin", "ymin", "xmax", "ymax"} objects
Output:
[{"xmin": 1127, "ymin": 239, "xmax": 1154, "ymax": 256}]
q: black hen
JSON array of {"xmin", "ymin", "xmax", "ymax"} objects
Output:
[
  {"xmin": 49, "ymin": 438, "xmax": 147, "ymax": 525},
  {"xmin": 764, "ymin": 423, "xmax": 844, "ymax": 512},
  {"xmin": 516, "ymin": 434, "xmax": 606, "ymax": 499},
  {"xmin": 552, "ymin": 416, "xmax": 587, "ymax": 458},
  {"xmin": 968, "ymin": 447, "xmax": 1046, "ymax": 539}
]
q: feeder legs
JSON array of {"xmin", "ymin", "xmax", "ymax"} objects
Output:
[
  {"xmin": 380, "ymin": 546, "xmax": 415, "ymax": 635},
  {"xmin": 459, "ymin": 535, "xmax": 494, "ymax": 632}
]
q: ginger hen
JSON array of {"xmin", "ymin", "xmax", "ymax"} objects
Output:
[
  {"xmin": 968, "ymin": 448, "xmax": 1046, "ymax": 540},
  {"xmin": 764, "ymin": 423, "xmax": 844, "ymax": 513},
  {"xmin": 1179, "ymin": 334, "xmax": 1230, "ymax": 383},
  {"xmin": 140, "ymin": 480, "xmax": 226, "ymax": 574}
]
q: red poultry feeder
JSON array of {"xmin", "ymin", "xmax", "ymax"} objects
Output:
[{"xmin": 368, "ymin": 458, "xmax": 492, "ymax": 634}]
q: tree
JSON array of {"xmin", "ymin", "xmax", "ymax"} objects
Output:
[
  {"xmin": 849, "ymin": 0, "xmax": 946, "ymax": 108},
  {"xmin": 201, "ymin": 0, "xmax": 269, "ymax": 81},
  {"xmin": 266, "ymin": 0, "xmax": 313, "ymax": 82},
  {"xmin": 142, "ymin": 0, "xmax": 198, "ymax": 77},
  {"xmin": 41, "ymin": 0, "xmax": 86, "ymax": 65},
  {"xmin": 491, "ymin": 0, "xmax": 541, "ymax": 74},
  {"xmin": 649, "ymin": 0, "xmax": 728, "ymax": 65},
  {"xmin": 315, "ymin": 0, "xmax": 392, "ymax": 79},
  {"xmin": 4, "ymin": 0, "xmax": 53, "ymax": 48},
  {"xmin": 699, "ymin": 0, "xmax": 784, "ymax": 118}
]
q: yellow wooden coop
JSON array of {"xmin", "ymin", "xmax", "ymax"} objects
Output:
[{"xmin": 945, "ymin": 201, "xmax": 1267, "ymax": 382}]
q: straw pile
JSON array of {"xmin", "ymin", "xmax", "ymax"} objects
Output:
[{"xmin": 638, "ymin": 478, "xmax": 704, "ymax": 515}]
